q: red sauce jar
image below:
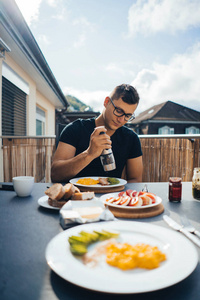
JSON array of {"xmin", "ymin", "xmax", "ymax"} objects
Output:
[{"xmin": 169, "ymin": 177, "xmax": 182, "ymax": 202}]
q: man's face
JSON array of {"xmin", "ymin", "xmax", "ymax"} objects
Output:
[{"xmin": 103, "ymin": 97, "xmax": 137, "ymax": 131}]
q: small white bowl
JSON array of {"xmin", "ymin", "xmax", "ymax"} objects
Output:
[{"xmin": 12, "ymin": 176, "xmax": 34, "ymax": 197}]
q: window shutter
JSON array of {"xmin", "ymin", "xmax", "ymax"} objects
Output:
[{"xmin": 2, "ymin": 77, "xmax": 26, "ymax": 136}]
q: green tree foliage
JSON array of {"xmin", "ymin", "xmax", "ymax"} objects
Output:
[{"xmin": 65, "ymin": 95, "xmax": 93, "ymax": 112}]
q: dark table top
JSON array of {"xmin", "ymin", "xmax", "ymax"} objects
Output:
[{"xmin": 0, "ymin": 182, "xmax": 199, "ymax": 300}]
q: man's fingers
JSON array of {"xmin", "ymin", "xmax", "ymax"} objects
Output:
[{"xmin": 93, "ymin": 126, "xmax": 106, "ymax": 135}]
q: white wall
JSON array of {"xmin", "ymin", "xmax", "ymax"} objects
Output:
[
  {"xmin": 1, "ymin": 54, "xmax": 56, "ymax": 136},
  {"xmin": 0, "ymin": 53, "xmax": 57, "ymax": 181},
  {"xmin": 36, "ymin": 90, "xmax": 55, "ymax": 135},
  {"xmin": 0, "ymin": 58, "xmax": 3, "ymax": 180}
]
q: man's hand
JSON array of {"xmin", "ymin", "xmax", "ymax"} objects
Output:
[
  {"xmin": 51, "ymin": 126, "xmax": 112, "ymax": 182},
  {"xmin": 86, "ymin": 126, "xmax": 112, "ymax": 158}
]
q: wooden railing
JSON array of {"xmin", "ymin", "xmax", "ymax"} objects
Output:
[
  {"xmin": 1, "ymin": 136, "xmax": 56, "ymax": 183},
  {"xmin": 140, "ymin": 134, "xmax": 200, "ymax": 182},
  {"xmin": 1, "ymin": 135, "xmax": 200, "ymax": 182}
]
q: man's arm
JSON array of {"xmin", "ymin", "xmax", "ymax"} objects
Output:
[
  {"xmin": 51, "ymin": 126, "xmax": 111, "ymax": 182},
  {"xmin": 51, "ymin": 142, "xmax": 92, "ymax": 182},
  {"xmin": 125, "ymin": 156, "xmax": 143, "ymax": 182}
]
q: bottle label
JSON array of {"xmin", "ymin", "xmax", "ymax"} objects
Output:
[
  {"xmin": 172, "ymin": 187, "xmax": 181, "ymax": 198},
  {"xmin": 169, "ymin": 185, "xmax": 182, "ymax": 201}
]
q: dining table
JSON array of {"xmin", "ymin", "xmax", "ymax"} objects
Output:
[{"xmin": 0, "ymin": 181, "xmax": 200, "ymax": 300}]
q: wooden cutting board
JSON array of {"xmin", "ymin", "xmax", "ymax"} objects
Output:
[
  {"xmin": 77, "ymin": 185, "xmax": 125, "ymax": 194},
  {"xmin": 107, "ymin": 203, "xmax": 164, "ymax": 219}
]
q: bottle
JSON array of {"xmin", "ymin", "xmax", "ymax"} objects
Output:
[
  {"xmin": 169, "ymin": 177, "xmax": 182, "ymax": 202},
  {"xmin": 99, "ymin": 131, "xmax": 116, "ymax": 172},
  {"xmin": 192, "ymin": 167, "xmax": 200, "ymax": 200},
  {"xmin": 100, "ymin": 148, "xmax": 116, "ymax": 171}
]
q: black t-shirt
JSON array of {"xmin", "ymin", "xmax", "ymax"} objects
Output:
[{"xmin": 59, "ymin": 118, "xmax": 142, "ymax": 178}]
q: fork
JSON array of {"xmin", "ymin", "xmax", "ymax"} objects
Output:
[{"xmin": 180, "ymin": 215, "xmax": 200, "ymax": 239}]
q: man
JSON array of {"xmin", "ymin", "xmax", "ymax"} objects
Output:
[{"xmin": 51, "ymin": 84, "xmax": 143, "ymax": 183}]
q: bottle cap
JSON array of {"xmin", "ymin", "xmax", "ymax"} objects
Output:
[
  {"xmin": 101, "ymin": 149, "xmax": 112, "ymax": 155},
  {"xmin": 169, "ymin": 177, "xmax": 182, "ymax": 183}
]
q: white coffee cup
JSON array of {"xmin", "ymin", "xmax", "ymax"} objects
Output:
[{"xmin": 12, "ymin": 176, "xmax": 34, "ymax": 197}]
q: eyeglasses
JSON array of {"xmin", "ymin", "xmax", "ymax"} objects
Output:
[{"xmin": 109, "ymin": 97, "xmax": 135, "ymax": 121}]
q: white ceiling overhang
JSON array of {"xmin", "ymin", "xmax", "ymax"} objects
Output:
[{"xmin": 0, "ymin": 0, "xmax": 68, "ymax": 109}]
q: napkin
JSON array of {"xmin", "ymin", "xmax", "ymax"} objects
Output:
[{"xmin": 60, "ymin": 199, "xmax": 116, "ymax": 229}]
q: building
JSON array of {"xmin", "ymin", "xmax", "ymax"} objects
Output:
[
  {"xmin": 56, "ymin": 109, "xmax": 100, "ymax": 125},
  {"xmin": 129, "ymin": 101, "xmax": 200, "ymax": 135},
  {"xmin": 0, "ymin": 0, "xmax": 69, "ymax": 138},
  {"xmin": 55, "ymin": 109, "xmax": 100, "ymax": 146}
]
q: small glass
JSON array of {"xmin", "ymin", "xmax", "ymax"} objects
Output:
[
  {"xmin": 192, "ymin": 167, "xmax": 200, "ymax": 200},
  {"xmin": 169, "ymin": 177, "xmax": 182, "ymax": 202}
]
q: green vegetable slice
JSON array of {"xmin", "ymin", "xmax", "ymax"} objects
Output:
[
  {"xmin": 68, "ymin": 230, "xmax": 120, "ymax": 255},
  {"xmin": 107, "ymin": 177, "xmax": 120, "ymax": 185}
]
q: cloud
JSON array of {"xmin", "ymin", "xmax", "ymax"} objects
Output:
[
  {"xmin": 72, "ymin": 17, "xmax": 96, "ymax": 48},
  {"xmin": 73, "ymin": 33, "xmax": 86, "ymax": 48},
  {"xmin": 46, "ymin": 0, "xmax": 57, "ymax": 7},
  {"xmin": 15, "ymin": 0, "xmax": 42, "ymax": 26},
  {"xmin": 50, "ymin": 0, "xmax": 68, "ymax": 20},
  {"xmin": 105, "ymin": 62, "xmax": 136, "ymax": 78},
  {"xmin": 38, "ymin": 34, "xmax": 51, "ymax": 45},
  {"xmin": 52, "ymin": 7, "xmax": 67, "ymax": 20},
  {"xmin": 131, "ymin": 42, "xmax": 200, "ymax": 113},
  {"xmin": 105, "ymin": 63, "xmax": 126, "ymax": 74},
  {"xmin": 16, "ymin": 0, "xmax": 67, "ymax": 24},
  {"xmin": 63, "ymin": 43, "xmax": 200, "ymax": 115},
  {"xmin": 128, "ymin": 0, "xmax": 200, "ymax": 36},
  {"xmin": 72, "ymin": 17, "xmax": 92, "ymax": 27},
  {"xmin": 63, "ymin": 87, "xmax": 110, "ymax": 112}
]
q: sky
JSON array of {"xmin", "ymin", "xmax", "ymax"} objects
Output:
[{"xmin": 15, "ymin": 0, "xmax": 200, "ymax": 115}]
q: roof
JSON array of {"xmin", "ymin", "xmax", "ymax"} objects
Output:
[
  {"xmin": 0, "ymin": 0, "xmax": 68, "ymax": 108},
  {"xmin": 56, "ymin": 110, "xmax": 100, "ymax": 124},
  {"xmin": 131, "ymin": 101, "xmax": 200, "ymax": 124}
]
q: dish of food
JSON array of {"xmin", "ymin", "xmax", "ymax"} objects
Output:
[
  {"xmin": 45, "ymin": 221, "xmax": 198, "ymax": 294},
  {"xmin": 38, "ymin": 194, "xmax": 96, "ymax": 210},
  {"xmin": 44, "ymin": 183, "xmax": 95, "ymax": 208},
  {"xmin": 100, "ymin": 191, "xmax": 162, "ymax": 209},
  {"xmin": 38, "ymin": 195, "xmax": 59, "ymax": 210},
  {"xmin": 68, "ymin": 229, "xmax": 166, "ymax": 270},
  {"xmin": 70, "ymin": 177, "xmax": 127, "ymax": 188}
]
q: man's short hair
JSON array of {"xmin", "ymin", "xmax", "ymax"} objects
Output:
[{"xmin": 110, "ymin": 84, "xmax": 140, "ymax": 105}]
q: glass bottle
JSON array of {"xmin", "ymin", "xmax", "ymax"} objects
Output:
[
  {"xmin": 100, "ymin": 148, "xmax": 116, "ymax": 171},
  {"xmin": 169, "ymin": 177, "xmax": 182, "ymax": 202},
  {"xmin": 192, "ymin": 168, "xmax": 200, "ymax": 200},
  {"xmin": 99, "ymin": 131, "xmax": 116, "ymax": 172}
]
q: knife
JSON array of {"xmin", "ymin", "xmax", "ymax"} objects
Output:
[{"xmin": 163, "ymin": 215, "xmax": 200, "ymax": 247}]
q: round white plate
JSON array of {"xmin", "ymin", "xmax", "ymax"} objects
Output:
[
  {"xmin": 38, "ymin": 195, "xmax": 97, "ymax": 210},
  {"xmin": 38, "ymin": 195, "xmax": 59, "ymax": 210},
  {"xmin": 100, "ymin": 192, "xmax": 162, "ymax": 209},
  {"xmin": 45, "ymin": 221, "xmax": 198, "ymax": 294},
  {"xmin": 70, "ymin": 177, "xmax": 127, "ymax": 188}
]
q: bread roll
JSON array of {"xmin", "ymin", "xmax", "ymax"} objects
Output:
[
  {"xmin": 63, "ymin": 183, "xmax": 77, "ymax": 200},
  {"xmin": 71, "ymin": 191, "xmax": 95, "ymax": 200},
  {"xmin": 45, "ymin": 183, "xmax": 65, "ymax": 200},
  {"xmin": 48, "ymin": 198, "xmax": 67, "ymax": 208}
]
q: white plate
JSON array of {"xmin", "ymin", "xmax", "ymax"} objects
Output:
[
  {"xmin": 38, "ymin": 195, "xmax": 59, "ymax": 210},
  {"xmin": 38, "ymin": 195, "xmax": 97, "ymax": 211},
  {"xmin": 100, "ymin": 192, "xmax": 162, "ymax": 209},
  {"xmin": 70, "ymin": 177, "xmax": 127, "ymax": 188},
  {"xmin": 45, "ymin": 221, "xmax": 198, "ymax": 294}
]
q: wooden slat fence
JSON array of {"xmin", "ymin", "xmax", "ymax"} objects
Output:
[
  {"xmin": 2, "ymin": 137, "xmax": 55, "ymax": 182},
  {"xmin": 1, "ymin": 135, "xmax": 200, "ymax": 182},
  {"xmin": 140, "ymin": 136, "xmax": 200, "ymax": 182}
]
